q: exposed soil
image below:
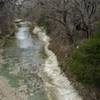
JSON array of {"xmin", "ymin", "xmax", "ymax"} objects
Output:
[{"xmin": 48, "ymin": 33, "xmax": 100, "ymax": 100}]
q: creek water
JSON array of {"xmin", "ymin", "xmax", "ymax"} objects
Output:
[
  {"xmin": 1, "ymin": 22, "xmax": 48, "ymax": 100},
  {"xmin": 0, "ymin": 21, "xmax": 82, "ymax": 100}
]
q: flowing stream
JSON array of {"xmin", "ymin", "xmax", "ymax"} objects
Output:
[
  {"xmin": 0, "ymin": 21, "xmax": 82, "ymax": 100},
  {"xmin": 0, "ymin": 22, "xmax": 48, "ymax": 100}
]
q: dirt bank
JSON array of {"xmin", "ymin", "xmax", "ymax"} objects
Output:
[{"xmin": 48, "ymin": 33, "xmax": 100, "ymax": 100}]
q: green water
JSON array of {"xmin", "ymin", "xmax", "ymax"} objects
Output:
[{"xmin": 0, "ymin": 22, "xmax": 48, "ymax": 100}]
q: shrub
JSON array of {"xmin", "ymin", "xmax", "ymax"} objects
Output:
[{"xmin": 68, "ymin": 37, "xmax": 100, "ymax": 87}]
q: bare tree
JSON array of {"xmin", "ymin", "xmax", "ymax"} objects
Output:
[
  {"xmin": 0, "ymin": 0, "xmax": 99, "ymax": 40},
  {"xmin": 0, "ymin": 0, "xmax": 20, "ymax": 36},
  {"xmin": 37, "ymin": 0, "xmax": 75, "ymax": 44},
  {"xmin": 71, "ymin": 0, "xmax": 99, "ymax": 38},
  {"xmin": 36, "ymin": 0, "xmax": 100, "ymax": 44}
]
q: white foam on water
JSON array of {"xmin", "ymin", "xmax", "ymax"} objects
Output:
[
  {"xmin": 33, "ymin": 26, "xmax": 82, "ymax": 100},
  {"xmin": 16, "ymin": 23, "xmax": 33, "ymax": 49}
]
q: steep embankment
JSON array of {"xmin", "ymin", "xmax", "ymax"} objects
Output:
[
  {"xmin": 33, "ymin": 26, "xmax": 82, "ymax": 100},
  {"xmin": 45, "ymin": 31, "xmax": 99, "ymax": 100}
]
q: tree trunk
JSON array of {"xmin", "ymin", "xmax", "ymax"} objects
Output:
[
  {"xmin": 64, "ymin": 23, "xmax": 74, "ymax": 45},
  {"xmin": 67, "ymin": 33, "xmax": 74, "ymax": 45}
]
